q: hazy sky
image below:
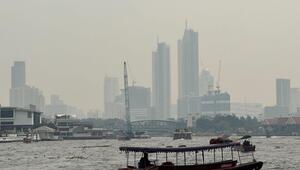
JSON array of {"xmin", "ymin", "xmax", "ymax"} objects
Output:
[{"xmin": 1, "ymin": 0, "xmax": 300, "ymax": 112}]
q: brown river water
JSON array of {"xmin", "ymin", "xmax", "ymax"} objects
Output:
[{"xmin": 0, "ymin": 136, "xmax": 299, "ymax": 170}]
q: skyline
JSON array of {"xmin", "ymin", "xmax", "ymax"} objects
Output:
[{"xmin": 1, "ymin": 1, "xmax": 300, "ymax": 112}]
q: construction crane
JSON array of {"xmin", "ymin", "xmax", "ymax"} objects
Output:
[
  {"xmin": 216, "ymin": 60, "xmax": 222, "ymax": 94},
  {"xmin": 123, "ymin": 61, "xmax": 133, "ymax": 138}
]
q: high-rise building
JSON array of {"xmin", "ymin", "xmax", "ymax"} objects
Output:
[
  {"xmin": 152, "ymin": 42, "xmax": 170, "ymax": 120},
  {"xmin": 45, "ymin": 95, "xmax": 83, "ymax": 118},
  {"xmin": 264, "ymin": 78, "xmax": 291, "ymax": 118},
  {"xmin": 10, "ymin": 85, "xmax": 45, "ymax": 112},
  {"xmin": 103, "ymin": 77, "xmax": 119, "ymax": 119},
  {"xmin": 9, "ymin": 61, "xmax": 45, "ymax": 112},
  {"xmin": 178, "ymin": 24, "xmax": 199, "ymax": 98},
  {"xmin": 118, "ymin": 85, "xmax": 151, "ymax": 121},
  {"xmin": 199, "ymin": 92, "xmax": 231, "ymax": 116},
  {"xmin": 11, "ymin": 61, "xmax": 26, "ymax": 88},
  {"xmin": 50, "ymin": 95, "xmax": 63, "ymax": 105},
  {"xmin": 104, "ymin": 77, "xmax": 119, "ymax": 104},
  {"xmin": 177, "ymin": 92, "xmax": 231, "ymax": 120},
  {"xmin": 199, "ymin": 69, "xmax": 214, "ymax": 96},
  {"xmin": 127, "ymin": 85, "xmax": 151, "ymax": 121},
  {"xmin": 290, "ymin": 88, "xmax": 300, "ymax": 113},
  {"xmin": 127, "ymin": 86, "xmax": 151, "ymax": 109},
  {"xmin": 276, "ymin": 79, "xmax": 290, "ymax": 108}
]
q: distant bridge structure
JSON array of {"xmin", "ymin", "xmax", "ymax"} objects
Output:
[{"xmin": 131, "ymin": 120, "xmax": 179, "ymax": 136}]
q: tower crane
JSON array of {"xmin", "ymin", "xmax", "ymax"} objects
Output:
[{"xmin": 123, "ymin": 61, "xmax": 133, "ymax": 139}]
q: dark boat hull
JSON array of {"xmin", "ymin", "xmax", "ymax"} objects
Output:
[
  {"xmin": 155, "ymin": 161, "xmax": 263, "ymax": 170},
  {"xmin": 119, "ymin": 161, "xmax": 263, "ymax": 170},
  {"xmin": 230, "ymin": 161, "xmax": 263, "ymax": 170}
]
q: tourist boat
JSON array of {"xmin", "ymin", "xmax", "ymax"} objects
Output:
[
  {"xmin": 119, "ymin": 142, "xmax": 263, "ymax": 170},
  {"xmin": 173, "ymin": 129, "xmax": 192, "ymax": 140}
]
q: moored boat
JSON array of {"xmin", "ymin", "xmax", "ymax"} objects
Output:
[
  {"xmin": 0, "ymin": 134, "xmax": 23, "ymax": 143},
  {"xmin": 173, "ymin": 129, "xmax": 192, "ymax": 140},
  {"xmin": 23, "ymin": 136, "xmax": 32, "ymax": 143},
  {"xmin": 119, "ymin": 142, "xmax": 263, "ymax": 170}
]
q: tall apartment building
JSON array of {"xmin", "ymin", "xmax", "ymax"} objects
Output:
[{"xmin": 152, "ymin": 42, "xmax": 170, "ymax": 120}]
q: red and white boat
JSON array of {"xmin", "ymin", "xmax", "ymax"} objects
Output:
[{"xmin": 119, "ymin": 142, "xmax": 263, "ymax": 170}]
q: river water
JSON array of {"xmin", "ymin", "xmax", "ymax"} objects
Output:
[{"xmin": 0, "ymin": 136, "xmax": 299, "ymax": 170}]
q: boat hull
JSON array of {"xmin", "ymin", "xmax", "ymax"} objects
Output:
[
  {"xmin": 119, "ymin": 161, "xmax": 263, "ymax": 170},
  {"xmin": 229, "ymin": 161, "xmax": 263, "ymax": 170},
  {"xmin": 155, "ymin": 161, "xmax": 263, "ymax": 170}
]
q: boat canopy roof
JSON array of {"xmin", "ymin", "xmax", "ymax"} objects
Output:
[
  {"xmin": 240, "ymin": 135, "xmax": 251, "ymax": 140},
  {"xmin": 119, "ymin": 142, "xmax": 240, "ymax": 153}
]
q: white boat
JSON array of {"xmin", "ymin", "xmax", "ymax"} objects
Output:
[{"xmin": 0, "ymin": 134, "xmax": 23, "ymax": 143}]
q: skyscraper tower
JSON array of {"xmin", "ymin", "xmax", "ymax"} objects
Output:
[
  {"xmin": 178, "ymin": 23, "xmax": 199, "ymax": 98},
  {"xmin": 103, "ymin": 76, "xmax": 119, "ymax": 118},
  {"xmin": 152, "ymin": 42, "xmax": 170, "ymax": 120},
  {"xmin": 11, "ymin": 61, "xmax": 26, "ymax": 88},
  {"xmin": 276, "ymin": 78, "xmax": 290, "ymax": 109},
  {"xmin": 199, "ymin": 69, "xmax": 214, "ymax": 96},
  {"xmin": 10, "ymin": 61, "xmax": 45, "ymax": 111}
]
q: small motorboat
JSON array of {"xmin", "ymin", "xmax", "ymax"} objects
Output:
[
  {"xmin": 23, "ymin": 137, "xmax": 32, "ymax": 143},
  {"xmin": 238, "ymin": 135, "xmax": 256, "ymax": 153}
]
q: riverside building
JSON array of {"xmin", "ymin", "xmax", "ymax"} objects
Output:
[{"xmin": 0, "ymin": 105, "xmax": 41, "ymax": 132}]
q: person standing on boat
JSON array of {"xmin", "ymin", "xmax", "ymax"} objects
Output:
[{"xmin": 138, "ymin": 152, "xmax": 151, "ymax": 169}]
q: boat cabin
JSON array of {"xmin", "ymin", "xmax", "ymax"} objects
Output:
[{"xmin": 119, "ymin": 142, "xmax": 263, "ymax": 170}]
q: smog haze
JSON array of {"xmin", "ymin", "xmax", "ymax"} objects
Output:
[{"xmin": 1, "ymin": 0, "xmax": 300, "ymax": 111}]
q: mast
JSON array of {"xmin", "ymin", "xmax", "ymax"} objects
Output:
[{"xmin": 124, "ymin": 62, "xmax": 132, "ymax": 136}]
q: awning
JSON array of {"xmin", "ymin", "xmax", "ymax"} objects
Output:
[{"xmin": 119, "ymin": 142, "xmax": 240, "ymax": 153}]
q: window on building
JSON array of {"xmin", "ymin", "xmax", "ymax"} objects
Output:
[
  {"xmin": 0, "ymin": 126, "xmax": 14, "ymax": 130},
  {"xmin": 0, "ymin": 110, "xmax": 14, "ymax": 118},
  {"xmin": 27, "ymin": 112, "xmax": 32, "ymax": 118},
  {"xmin": 0, "ymin": 122, "xmax": 14, "ymax": 131},
  {"xmin": 1, "ymin": 121, "xmax": 13, "ymax": 125}
]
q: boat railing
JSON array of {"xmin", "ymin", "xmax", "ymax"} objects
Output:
[{"xmin": 120, "ymin": 142, "xmax": 243, "ymax": 168}]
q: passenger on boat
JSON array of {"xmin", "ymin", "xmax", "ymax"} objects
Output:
[
  {"xmin": 243, "ymin": 140, "xmax": 250, "ymax": 146},
  {"xmin": 138, "ymin": 153, "xmax": 151, "ymax": 169}
]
